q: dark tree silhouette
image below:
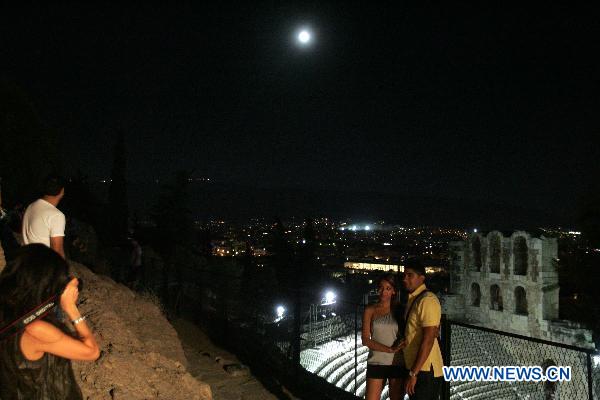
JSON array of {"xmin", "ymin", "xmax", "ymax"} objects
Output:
[
  {"xmin": 62, "ymin": 171, "xmax": 100, "ymax": 225},
  {"xmin": 108, "ymin": 132, "xmax": 128, "ymax": 244},
  {"xmin": 148, "ymin": 171, "xmax": 195, "ymax": 313},
  {"xmin": 298, "ymin": 217, "xmax": 321, "ymax": 288},
  {"xmin": 152, "ymin": 171, "xmax": 193, "ymax": 255},
  {"xmin": 557, "ymin": 237, "xmax": 600, "ymax": 344},
  {"xmin": 271, "ymin": 217, "xmax": 294, "ymax": 294},
  {"xmin": 578, "ymin": 186, "xmax": 600, "ymax": 249},
  {"xmin": 240, "ymin": 243, "xmax": 278, "ymax": 326},
  {"xmin": 0, "ymin": 81, "xmax": 62, "ymax": 206}
]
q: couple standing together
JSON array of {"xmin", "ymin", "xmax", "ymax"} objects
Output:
[{"xmin": 362, "ymin": 260, "xmax": 444, "ymax": 400}]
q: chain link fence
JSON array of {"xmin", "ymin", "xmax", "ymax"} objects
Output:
[
  {"xmin": 443, "ymin": 320, "xmax": 599, "ymax": 400},
  {"xmin": 138, "ymin": 256, "xmax": 598, "ymax": 400}
]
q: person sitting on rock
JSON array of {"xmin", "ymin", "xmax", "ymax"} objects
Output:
[{"xmin": 0, "ymin": 244, "xmax": 100, "ymax": 400}]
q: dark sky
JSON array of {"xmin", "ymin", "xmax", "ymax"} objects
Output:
[{"xmin": 1, "ymin": 3, "xmax": 599, "ymax": 217}]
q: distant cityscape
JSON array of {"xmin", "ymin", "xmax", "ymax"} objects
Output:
[{"xmin": 135, "ymin": 215, "xmax": 591, "ymax": 276}]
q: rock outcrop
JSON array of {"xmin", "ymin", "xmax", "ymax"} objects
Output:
[{"xmin": 69, "ymin": 261, "xmax": 212, "ymax": 400}]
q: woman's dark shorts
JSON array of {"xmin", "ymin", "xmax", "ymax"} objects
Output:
[{"xmin": 366, "ymin": 364, "xmax": 408, "ymax": 379}]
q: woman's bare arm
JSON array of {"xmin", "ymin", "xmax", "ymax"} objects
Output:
[
  {"xmin": 361, "ymin": 306, "xmax": 399, "ymax": 353},
  {"xmin": 21, "ymin": 277, "xmax": 100, "ymax": 361},
  {"xmin": 23, "ymin": 318, "xmax": 100, "ymax": 361}
]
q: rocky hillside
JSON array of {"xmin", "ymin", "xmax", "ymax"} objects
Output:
[{"xmin": 69, "ymin": 261, "xmax": 212, "ymax": 400}]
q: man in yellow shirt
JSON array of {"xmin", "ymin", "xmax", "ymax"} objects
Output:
[{"xmin": 402, "ymin": 259, "xmax": 444, "ymax": 399}]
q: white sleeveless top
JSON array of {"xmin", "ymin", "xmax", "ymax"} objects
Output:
[{"xmin": 367, "ymin": 312, "xmax": 401, "ymax": 366}]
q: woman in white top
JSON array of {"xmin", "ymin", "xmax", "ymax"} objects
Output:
[{"xmin": 362, "ymin": 274, "xmax": 406, "ymax": 400}]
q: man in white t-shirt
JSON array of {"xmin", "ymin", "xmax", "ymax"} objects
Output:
[{"xmin": 22, "ymin": 175, "xmax": 66, "ymax": 258}]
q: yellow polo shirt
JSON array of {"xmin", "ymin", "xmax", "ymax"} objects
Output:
[{"xmin": 403, "ymin": 284, "xmax": 444, "ymax": 377}]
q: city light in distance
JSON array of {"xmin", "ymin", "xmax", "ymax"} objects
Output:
[
  {"xmin": 338, "ymin": 224, "xmax": 376, "ymax": 232},
  {"xmin": 326, "ymin": 291, "xmax": 334, "ymax": 303},
  {"xmin": 323, "ymin": 290, "xmax": 336, "ymax": 305}
]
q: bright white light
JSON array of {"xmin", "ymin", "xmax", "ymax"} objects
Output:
[
  {"xmin": 325, "ymin": 291, "xmax": 336, "ymax": 304},
  {"xmin": 340, "ymin": 227, "xmax": 345, "ymax": 231},
  {"xmin": 276, "ymin": 306, "xmax": 285, "ymax": 318},
  {"xmin": 298, "ymin": 30, "xmax": 311, "ymax": 43},
  {"xmin": 474, "ymin": 228, "xmax": 478, "ymax": 233},
  {"xmin": 365, "ymin": 225, "xmax": 371, "ymax": 231},
  {"xmin": 302, "ymin": 239, "xmax": 306, "ymax": 244},
  {"xmin": 351, "ymin": 225, "xmax": 357, "ymax": 231}
]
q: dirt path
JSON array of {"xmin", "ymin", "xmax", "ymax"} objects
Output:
[{"xmin": 172, "ymin": 318, "xmax": 294, "ymax": 400}]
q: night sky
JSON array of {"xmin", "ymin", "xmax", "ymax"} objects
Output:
[{"xmin": 1, "ymin": 3, "xmax": 599, "ymax": 220}]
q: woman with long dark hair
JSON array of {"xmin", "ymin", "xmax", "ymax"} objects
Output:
[
  {"xmin": 0, "ymin": 244, "xmax": 100, "ymax": 399},
  {"xmin": 362, "ymin": 273, "xmax": 406, "ymax": 400}
]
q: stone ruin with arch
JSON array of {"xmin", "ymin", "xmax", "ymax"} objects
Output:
[{"xmin": 442, "ymin": 230, "xmax": 595, "ymax": 349}]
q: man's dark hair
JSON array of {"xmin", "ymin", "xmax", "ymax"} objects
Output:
[
  {"xmin": 404, "ymin": 257, "xmax": 426, "ymax": 276},
  {"xmin": 42, "ymin": 174, "xmax": 65, "ymax": 196}
]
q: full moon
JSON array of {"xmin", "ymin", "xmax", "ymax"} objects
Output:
[{"xmin": 298, "ymin": 30, "xmax": 311, "ymax": 44}]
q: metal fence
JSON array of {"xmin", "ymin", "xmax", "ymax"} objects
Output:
[
  {"xmin": 140, "ymin": 259, "xmax": 599, "ymax": 400},
  {"xmin": 442, "ymin": 320, "xmax": 599, "ymax": 400}
]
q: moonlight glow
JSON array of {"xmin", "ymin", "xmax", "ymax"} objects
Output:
[
  {"xmin": 298, "ymin": 30, "xmax": 311, "ymax": 44},
  {"xmin": 276, "ymin": 306, "xmax": 285, "ymax": 318}
]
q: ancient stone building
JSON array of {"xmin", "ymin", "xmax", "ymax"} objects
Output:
[{"xmin": 442, "ymin": 231, "xmax": 594, "ymax": 349}]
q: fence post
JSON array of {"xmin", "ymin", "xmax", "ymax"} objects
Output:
[
  {"xmin": 354, "ymin": 304, "xmax": 358, "ymax": 396},
  {"xmin": 441, "ymin": 314, "xmax": 451, "ymax": 400},
  {"xmin": 587, "ymin": 353, "xmax": 593, "ymax": 400},
  {"xmin": 293, "ymin": 288, "xmax": 301, "ymax": 386}
]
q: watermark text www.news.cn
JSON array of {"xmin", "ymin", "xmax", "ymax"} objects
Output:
[{"xmin": 443, "ymin": 366, "xmax": 571, "ymax": 382}]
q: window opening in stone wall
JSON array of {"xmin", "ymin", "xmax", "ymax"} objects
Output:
[
  {"xmin": 514, "ymin": 286, "xmax": 528, "ymax": 315},
  {"xmin": 472, "ymin": 237, "xmax": 482, "ymax": 271},
  {"xmin": 490, "ymin": 284, "xmax": 503, "ymax": 311},
  {"xmin": 489, "ymin": 234, "xmax": 501, "ymax": 273},
  {"xmin": 471, "ymin": 283, "xmax": 481, "ymax": 307},
  {"xmin": 513, "ymin": 237, "xmax": 528, "ymax": 275}
]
